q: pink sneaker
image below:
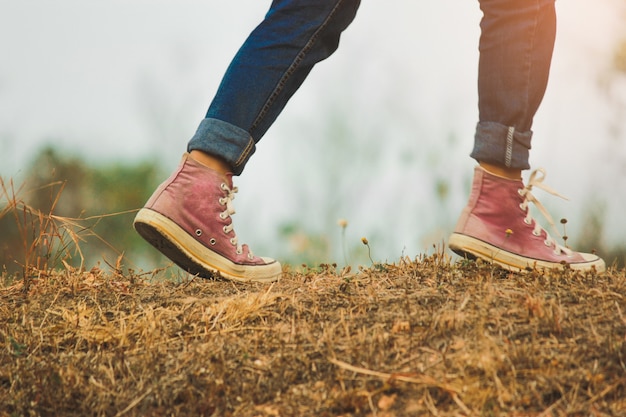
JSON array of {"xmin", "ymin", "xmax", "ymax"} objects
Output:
[
  {"xmin": 134, "ymin": 154, "xmax": 282, "ymax": 282},
  {"xmin": 449, "ymin": 166, "xmax": 605, "ymax": 273}
]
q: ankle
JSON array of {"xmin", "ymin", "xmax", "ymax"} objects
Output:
[
  {"xmin": 189, "ymin": 150, "xmax": 232, "ymax": 177},
  {"xmin": 479, "ymin": 162, "xmax": 522, "ymax": 180}
]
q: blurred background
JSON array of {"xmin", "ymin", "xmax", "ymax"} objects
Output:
[{"xmin": 1, "ymin": 0, "xmax": 625, "ymax": 276}]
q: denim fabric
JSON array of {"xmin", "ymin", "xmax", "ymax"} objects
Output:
[
  {"xmin": 189, "ymin": 0, "xmax": 555, "ymax": 174},
  {"xmin": 188, "ymin": 0, "xmax": 361, "ymax": 175},
  {"xmin": 471, "ymin": 0, "xmax": 556, "ymax": 169}
]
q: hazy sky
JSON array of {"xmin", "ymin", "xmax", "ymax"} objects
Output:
[
  {"xmin": 0, "ymin": 1, "xmax": 481, "ymax": 171},
  {"xmin": 1, "ymin": 0, "xmax": 624, "ymax": 260},
  {"xmin": 1, "ymin": 1, "xmax": 621, "ymax": 169}
]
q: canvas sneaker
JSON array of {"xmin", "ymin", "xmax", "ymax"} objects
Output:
[
  {"xmin": 134, "ymin": 153, "xmax": 282, "ymax": 282},
  {"xmin": 449, "ymin": 166, "xmax": 606, "ymax": 273}
]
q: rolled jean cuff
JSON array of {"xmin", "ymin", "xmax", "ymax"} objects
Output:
[
  {"xmin": 187, "ymin": 118, "xmax": 256, "ymax": 176},
  {"xmin": 470, "ymin": 121, "xmax": 532, "ymax": 170}
]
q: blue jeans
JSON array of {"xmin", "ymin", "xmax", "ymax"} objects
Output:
[{"xmin": 188, "ymin": 0, "xmax": 556, "ymax": 175}]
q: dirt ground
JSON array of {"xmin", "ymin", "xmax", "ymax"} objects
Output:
[{"xmin": 1, "ymin": 255, "xmax": 625, "ymax": 416}]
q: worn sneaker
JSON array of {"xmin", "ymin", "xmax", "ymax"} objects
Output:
[
  {"xmin": 449, "ymin": 166, "xmax": 605, "ymax": 273},
  {"xmin": 134, "ymin": 153, "xmax": 282, "ymax": 282}
]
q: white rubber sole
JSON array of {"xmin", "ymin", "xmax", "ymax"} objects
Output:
[
  {"xmin": 134, "ymin": 208, "xmax": 282, "ymax": 283},
  {"xmin": 449, "ymin": 233, "xmax": 606, "ymax": 273}
]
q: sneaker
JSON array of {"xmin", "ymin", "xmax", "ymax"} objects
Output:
[
  {"xmin": 134, "ymin": 153, "xmax": 282, "ymax": 282},
  {"xmin": 449, "ymin": 166, "xmax": 606, "ymax": 273}
]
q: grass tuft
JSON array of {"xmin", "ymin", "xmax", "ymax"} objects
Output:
[{"xmin": 0, "ymin": 177, "xmax": 140, "ymax": 285}]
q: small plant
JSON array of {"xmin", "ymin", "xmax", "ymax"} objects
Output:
[
  {"xmin": 361, "ymin": 237, "xmax": 374, "ymax": 265},
  {"xmin": 338, "ymin": 218, "xmax": 349, "ymax": 266},
  {"xmin": 560, "ymin": 218, "xmax": 569, "ymax": 247}
]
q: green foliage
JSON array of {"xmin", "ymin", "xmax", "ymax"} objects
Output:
[
  {"xmin": 275, "ymin": 220, "xmax": 373, "ymax": 270},
  {"xmin": 575, "ymin": 201, "xmax": 626, "ymax": 269},
  {"xmin": 0, "ymin": 146, "xmax": 165, "ymax": 276},
  {"xmin": 276, "ymin": 222, "xmax": 332, "ymax": 267}
]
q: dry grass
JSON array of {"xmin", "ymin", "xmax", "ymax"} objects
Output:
[
  {"xmin": 0, "ymin": 176, "xmax": 136, "ymax": 280},
  {"xmin": 1, "ymin": 256, "xmax": 625, "ymax": 416}
]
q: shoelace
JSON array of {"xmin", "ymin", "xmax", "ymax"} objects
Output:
[
  {"xmin": 518, "ymin": 169, "xmax": 573, "ymax": 256},
  {"xmin": 219, "ymin": 182, "xmax": 255, "ymax": 260}
]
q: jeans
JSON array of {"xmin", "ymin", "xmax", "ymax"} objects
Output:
[{"xmin": 188, "ymin": 0, "xmax": 556, "ymax": 175}]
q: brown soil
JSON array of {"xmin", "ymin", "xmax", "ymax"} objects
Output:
[{"xmin": 1, "ymin": 256, "xmax": 625, "ymax": 416}]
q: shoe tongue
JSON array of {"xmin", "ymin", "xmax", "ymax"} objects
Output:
[{"xmin": 225, "ymin": 173, "xmax": 234, "ymax": 188}]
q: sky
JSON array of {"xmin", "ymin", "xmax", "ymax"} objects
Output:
[{"xmin": 1, "ymin": 0, "xmax": 625, "ymax": 263}]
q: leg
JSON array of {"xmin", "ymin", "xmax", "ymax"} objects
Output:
[
  {"xmin": 473, "ymin": 0, "xmax": 556, "ymax": 175},
  {"xmin": 189, "ymin": 0, "xmax": 361, "ymax": 176},
  {"xmin": 450, "ymin": 0, "xmax": 605, "ymax": 272},
  {"xmin": 135, "ymin": 0, "xmax": 361, "ymax": 281}
]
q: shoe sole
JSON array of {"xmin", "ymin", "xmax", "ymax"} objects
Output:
[
  {"xmin": 133, "ymin": 208, "xmax": 282, "ymax": 283},
  {"xmin": 449, "ymin": 233, "xmax": 606, "ymax": 273}
]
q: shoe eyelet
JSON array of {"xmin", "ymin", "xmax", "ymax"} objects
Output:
[
  {"xmin": 524, "ymin": 218, "xmax": 532, "ymax": 225},
  {"xmin": 532, "ymin": 230, "xmax": 541, "ymax": 237},
  {"xmin": 223, "ymin": 226, "xmax": 229, "ymax": 234},
  {"xmin": 230, "ymin": 238, "xmax": 237, "ymax": 245},
  {"xmin": 220, "ymin": 183, "xmax": 228, "ymax": 191},
  {"xmin": 219, "ymin": 212, "xmax": 228, "ymax": 220},
  {"xmin": 218, "ymin": 197, "xmax": 226, "ymax": 205},
  {"xmin": 544, "ymin": 240, "xmax": 552, "ymax": 247},
  {"xmin": 195, "ymin": 229, "xmax": 202, "ymax": 237},
  {"xmin": 209, "ymin": 238, "xmax": 217, "ymax": 246},
  {"xmin": 236, "ymin": 249, "xmax": 243, "ymax": 255}
]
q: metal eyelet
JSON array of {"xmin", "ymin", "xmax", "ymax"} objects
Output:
[
  {"xmin": 195, "ymin": 229, "xmax": 202, "ymax": 237},
  {"xmin": 209, "ymin": 238, "xmax": 217, "ymax": 246}
]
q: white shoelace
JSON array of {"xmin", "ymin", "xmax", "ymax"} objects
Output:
[
  {"xmin": 518, "ymin": 169, "xmax": 573, "ymax": 257},
  {"xmin": 219, "ymin": 182, "xmax": 254, "ymax": 259}
]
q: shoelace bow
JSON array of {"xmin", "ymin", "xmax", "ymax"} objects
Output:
[
  {"xmin": 518, "ymin": 168, "xmax": 572, "ymax": 256},
  {"xmin": 219, "ymin": 182, "xmax": 255, "ymax": 259}
]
